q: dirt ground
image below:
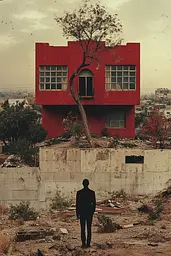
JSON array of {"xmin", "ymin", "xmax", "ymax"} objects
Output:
[{"xmin": 0, "ymin": 196, "xmax": 171, "ymax": 256}]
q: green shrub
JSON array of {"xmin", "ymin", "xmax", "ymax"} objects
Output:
[
  {"xmin": 9, "ymin": 201, "xmax": 38, "ymax": 221},
  {"xmin": 97, "ymin": 215, "xmax": 121, "ymax": 233},
  {"xmin": 50, "ymin": 190, "xmax": 72, "ymax": 211}
]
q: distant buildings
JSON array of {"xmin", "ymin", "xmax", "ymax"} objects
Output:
[{"xmin": 155, "ymin": 88, "xmax": 171, "ymax": 100}]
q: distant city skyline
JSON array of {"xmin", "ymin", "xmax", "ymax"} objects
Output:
[{"xmin": 0, "ymin": 0, "xmax": 171, "ymax": 93}]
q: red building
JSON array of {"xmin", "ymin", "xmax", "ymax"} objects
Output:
[{"xmin": 35, "ymin": 41, "xmax": 140, "ymax": 138}]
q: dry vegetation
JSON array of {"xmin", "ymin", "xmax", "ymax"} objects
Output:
[{"xmin": 0, "ymin": 188, "xmax": 170, "ymax": 255}]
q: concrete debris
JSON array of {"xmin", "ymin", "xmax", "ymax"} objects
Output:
[
  {"xmin": 59, "ymin": 228, "xmax": 68, "ymax": 234},
  {"xmin": 15, "ymin": 228, "xmax": 55, "ymax": 242},
  {"xmin": 96, "ymin": 207, "xmax": 125, "ymax": 214},
  {"xmin": 0, "ymin": 155, "xmax": 27, "ymax": 168}
]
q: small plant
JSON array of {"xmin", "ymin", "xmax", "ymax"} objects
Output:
[
  {"xmin": 148, "ymin": 199, "xmax": 164, "ymax": 222},
  {"xmin": 101, "ymin": 128, "xmax": 109, "ymax": 137},
  {"xmin": 72, "ymin": 122, "xmax": 83, "ymax": 138},
  {"xmin": 9, "ymin": 201, "xmax": 38, "ymax": 221},
  {"xmin": 97, "ymin": 215, "xmax": 121, "ymax": 233},
  {"xmin": 50, "ymin": 189, "xmax": 72, "ymax": 211},
  {"xmin": 110, "ymin": 189, "xmax": 127, "ymax": 200},
  {"xmin": 0, "ymin": 232, "xmax": 11, "ymax": 254}
]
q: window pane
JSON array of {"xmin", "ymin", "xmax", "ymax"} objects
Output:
[
  {"xmin": 40, "ymin": 77, "xmax": 44, "ymax": 82},
  {"xmin": 45, "ymin": 84, "xmax": 50, "ymax": 89},
  {"xmin": 130, "ymin": 77, "xmax": 135, "ymax": 82},
  {"xmin": 111, "ymin": 71, "xmax": 116, "ymax": 77},
  {"xmin": 117, "ymin": 66, "xmax": 122, "ymax": 70},
  {"xmin": 57, "ymin": 72, "xmax": 62, "ymax": 76},
  {"xmin": 46, "ymin": 72, "xmax": 50, "ymax": 76},
  {"xmin": 106, "ymin": 65, "xmax": 110, "ymax": 70},
  {"xmin": 46, "ymin": 66, "xmax": 50, "ymax": 70},
  {"xmin": 51, "ymin": 84, "xmax": 56, "ymax": 90},
  {"xmin": 106, "ymin": 71, "xmax": 110, "ymax": 77},
  {"xmin": 40, "ymin": 84, "xmax": 44, "ymax": 90},
  {"xmin": 62, "ymin": 77, "xmax": 67, "ymax": 83},
  {"xmin": 51, "ymin": 72, "xmax": 56, "ymax": 76},
  {"xmin": 106, "ymin": 83, "xmax": 110, "ymax": 90},
  {"xmin": 87, "ymin": 77, "xmax": 93, "ymax": 96},
  {"xmin": 39, "ymin": 66, "xmax": 44, "ymax": 71},
  {"xmin": 118, "ymin": 77, "xmax": 122, "ymax": 83},
  {"xmin": 124, "ymin": 77, "xmax": 128, "ymax": 82},
  {"xmin": 57, "ymin": 77, "xmax": 61, "ymax": 82},
  {"xmin": 62, "ymin": 72, "xmax": 67, "ymax": 77},
  {"xmin": 111, "ymin": 83, "xmax": 116, "ymax": 89},
  {"xmin": 79, "ymin": 77, "xmax": 86, "ymax": 96},
  {"xmin": 110, "ymin": 121, "xmax": 119, "ymax": 127},
  {"xmin": 123, "ymin": 66, "xmax": 128, "ymax": 70},
  {"xmin": 106, "ymin": 77, "xmax": 110, "ymax": 83},
  {"xmin": 57, "ymin": 84, "xmax": 62, "ymax": 89},
  {"xmin": 123, "ymin": 71, "xmax": 128, "ymax": 76},
  {"xmin": 111, "ymin": 77, "xmax": 116, "ymax": 83},
  {"xmin": 130, "ymin": 83, "xmax": 135, "ymax": 89},
  {"xmin": 51, "ymin": 77, "xmax": 56, "ymax": 82},
  {"xmin": 123, "ymin": 83, "xmax": 128, "ymax": 89},
  {"xmin": 130, "ymin": 72, "xmax": 135, "ymax": 76},
  {"xmin": 117, "ymin": 72, "xmax": 122, "ymax": 76},
  {"xmin": 51, "ymin": 66, "xmax": 56, "ymax": 70},
  {"xmin": 40, "ymin": 72, "xmax": 44, "ymax": 76},
  {"xmin": 46, "ymin": 77, "xmax": 50, "ymax": 82},
  {"xmin": 116, "ymin": 83, "xmax": 122, "ymax": 89},
  {"xmin": 130, "ymin": 65, "xmax": 136, "ymax": 70},
  {"xmin": 111, "ymin": 66, "xmax": 116, "ymax": 70},
  {"xmin": 62, "ymin": 66, "xmax": 67, "ymax": 70},
  {"xmin": 63, "ymin": 83, "xmax": 67, "ymax": 90},
  {"xmin": 57, "ymin": 66, "xmax": 62, "ymax": 70}
]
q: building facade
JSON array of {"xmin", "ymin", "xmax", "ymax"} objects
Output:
[{"xmin": 35, "ymin": 41, "xmax": 140, "ymax": 138}]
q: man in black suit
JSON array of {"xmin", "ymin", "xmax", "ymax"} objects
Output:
[{"xmin": 76, "ymin": 179, "xmax": 96, "ymax": 248}]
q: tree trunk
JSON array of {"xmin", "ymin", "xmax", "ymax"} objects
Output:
[{"xmin": 69, "ymin": 65, "xmax": 93, "ymax": 148}]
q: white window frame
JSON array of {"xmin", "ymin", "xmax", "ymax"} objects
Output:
[
  {"xmin": 105, "ymin": 65, "xmax": 136, "ymax": 91},
  {"xmin": 39, "ymin": 65, "xmax": 68, "ymax": 91},
  {"xmin": 105, "ymin": 110, "xmax": 126, "ymax": 128}
]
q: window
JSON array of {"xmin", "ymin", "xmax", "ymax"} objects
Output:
[
  {"xmin": 79, "ymin": 70, "xmax": 94, "ymax": 97},
  {"xmin": 39, "ymin": 65, "xmax": 68, "ymax": 90},
  {"xmin": 105, "ymin": 65, "xmax": 136, "ymax": 91},
  {"xmin": 125, "ymin": 156, "xmax": 144, "ymax": 164},
  {"xmin": 105, "ymin": 110, "xmax": 126, "ymax": 128}
]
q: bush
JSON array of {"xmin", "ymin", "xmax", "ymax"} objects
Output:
[
  {"xmin": 0, "ymin": 232, "xmax": 11, "ymax": 254},
  {"xmin": 50, "ymin": 190, "xmax": 72, "ymax": 211},
  {"xmin": 97, "ymin": 215, "xmax": 121, "ymax": 233},
  {"xmin": 6, "ymin": 139, "xmax": 39, "ymax": 166},
  {"xmin": 110, "ymin": 189, "xmax": 127, "ymax": 200},
  {"xmin": 148, "ymin": 199, "xmax": 164, "ymax": 222},
  {"xmin": 9, "ymin": 201, "xmax": 38, "ymax": 221},
  {"xmin": 101, "ymin": 128, "xmax": 109, "ymax": 137}
]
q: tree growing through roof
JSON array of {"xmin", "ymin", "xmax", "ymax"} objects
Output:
[
  {"xmin": 55, "ymin": 0, "xmax": 123, "ymax": 147},
  {"xmin": 141, "ymin": 108, "xmax": 169, "ymax": 148}
]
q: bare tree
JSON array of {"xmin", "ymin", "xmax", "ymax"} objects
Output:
[{"xmin": 55, "ymin": 0, "xmax": 123, "ymax": 147}]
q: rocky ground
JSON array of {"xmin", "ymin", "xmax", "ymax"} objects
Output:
[{"xmin": 0, "ymin": 191, "xmax": 171, "ymax": 256}]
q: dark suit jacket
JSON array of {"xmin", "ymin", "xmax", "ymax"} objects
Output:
[{"xmin": 76, "ymin": 188, "xmax": 96, "ymax": 217}]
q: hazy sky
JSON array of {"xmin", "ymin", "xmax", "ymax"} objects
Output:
[{"xmin": 0, "ymin": 0, "xmax": 171, "ymax": 93}]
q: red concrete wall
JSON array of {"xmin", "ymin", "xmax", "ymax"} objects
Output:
[
  {"xmin": 35, "ymin": 41, "xmax": 140, "ymax": 106},
  {"xmin": 42, "ymin": 105, "xmax": 135, "ymax": 139}
]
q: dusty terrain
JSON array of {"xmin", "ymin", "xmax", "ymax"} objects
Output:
[{"xmin": 0, "ymin": 194, "xmax": 171, "ymax": 256}]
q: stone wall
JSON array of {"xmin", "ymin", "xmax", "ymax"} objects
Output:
[{"xmin": 0, "ymin": 148, "xmax": 171, "ymax": 210}]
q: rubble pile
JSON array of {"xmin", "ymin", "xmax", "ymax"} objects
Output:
[{"xmin": 0, "ymin": 155, "xmax": 27, "ymax": 168}]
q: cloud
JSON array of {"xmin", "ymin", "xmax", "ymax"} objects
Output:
[
  {"xmin": 13, "ymin": 10, "xmax": 47, "ymax": 21},
  {"xmin": 102, "ymin": 0, "xmax": 132, "ymax": 10},
  {"xmin": 0, "ymin": 34, "xmax": 17, "ymax": 50},
  {"xmin": 13, "ymin": 10, "xmax": 52, "ymax": 32}
]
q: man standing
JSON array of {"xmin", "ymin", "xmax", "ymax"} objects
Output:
[{"xmin": 76, "ymin": 179, "xmax": 96, "ymax": 248}]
